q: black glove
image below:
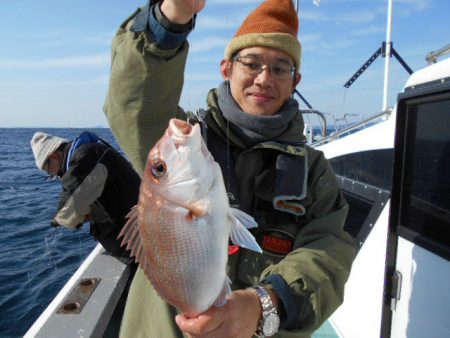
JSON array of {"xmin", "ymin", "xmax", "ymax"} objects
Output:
[{"xmin": 50, "ymin": 219, "xmax": 62, "ymax": 228}]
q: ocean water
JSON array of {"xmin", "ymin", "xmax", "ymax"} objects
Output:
[
  {"xmin": 0, "ymin": 127, "xmax": 338, "ymax": 338},
  {"xmin": 0, "ymin": 128, "xmax": 119, "ymax": 338}
]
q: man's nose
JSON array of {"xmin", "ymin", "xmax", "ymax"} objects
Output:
[{"xmin": 254, "ymin": 65, "xmax": 272, "ymax": 85}]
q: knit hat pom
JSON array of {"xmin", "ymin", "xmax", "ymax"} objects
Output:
[
  {"xmin": 225, "ymin": 0, "xmax": 302, "ymax": 69},
  {"xmin": 31, "ymin": 132, "xmax": 68, "ymax": 171}
]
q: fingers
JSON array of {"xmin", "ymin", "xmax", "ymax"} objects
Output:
[
  {"xmin": 175, "ymin": 290, "xmax": 261, "ymax": 338},
  {"xmin": 175, "ymin": 307, "xmax": 223, "ymax": 336},
  {"xmin": 50, "ymin": 219, "xmax": 61, "ymax": 227},
  {"xmin": 160, "ymin": 0, "xmax": 206, "ymax": 25}
]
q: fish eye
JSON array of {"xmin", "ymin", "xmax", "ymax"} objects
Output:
[{"xmin": 150, "ymin": 160, "xmax": 167, "ymax": 178}]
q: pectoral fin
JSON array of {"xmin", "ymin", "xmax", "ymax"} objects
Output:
[{"xmin": 229, "ymin": 208, "xmax": 262, "ymax": 253}]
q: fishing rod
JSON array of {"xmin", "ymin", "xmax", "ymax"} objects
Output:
[{"xmin": 292, "ymin": 0, "xmax": 318, "ymax": 110}]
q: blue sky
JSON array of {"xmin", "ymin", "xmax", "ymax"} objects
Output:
[{"xmin": 0, "ymin": 0, "xmax": 448, "ymax": 128}]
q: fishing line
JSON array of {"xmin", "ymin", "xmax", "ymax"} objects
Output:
[
  {"xmin": 43, "ymin": 229, "xmax": 59, "ymax": 270},
  {"xmin": 226, "ymin": 76, "xmax": 231, "ymax": 197},
  {"xmin": 78, "ymin": 230, "xmax": 83, "ymax": 264},
  {"xmin": 340, "ymin": 88, "xmax": 348, "ymax": 122},
  {"xmin": 185, "ymin": 0, "xmax": 196, "ymax": 115}
]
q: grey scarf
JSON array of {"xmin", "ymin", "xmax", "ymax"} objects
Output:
[
  {"xmin": 216, "ymin": 81, "xmax": 308, "ymax": 216},
  {"xmin": 217, "ymin": 81, "xmax": 301, "ymax": 146}
]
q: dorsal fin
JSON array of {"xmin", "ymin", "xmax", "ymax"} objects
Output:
[{"xmin": 119, "ymin": 206, "xmax": 152, "ymax": 277}]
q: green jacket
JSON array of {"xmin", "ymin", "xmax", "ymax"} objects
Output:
[{"xmin": 104, "ymin": 9, "xmax": 356, "ymax": 338}]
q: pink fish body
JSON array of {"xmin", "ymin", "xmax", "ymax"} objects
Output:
[{"xmin": 120, "ymin": 119, "xmax": 261, "ymax": 316}]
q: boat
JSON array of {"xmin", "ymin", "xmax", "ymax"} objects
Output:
[
  {"xmin": 24, "ymin": 2, "xmax": 450, "ymax": 337},
  {"xmin": 24, "ymin": 48, "xmax": 450, "ymax": 338},
  {"xmin": 315, "ymin": 50, "xmax": 450, "ymax": 338}
]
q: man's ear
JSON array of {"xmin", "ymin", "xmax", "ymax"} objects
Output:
[
  {"xmin": 220, "ymin": 59, "xmax": 232, "ymax": 80},
  {"xmin": 292, "ymin": 72, "xmax": 301, "ymax": 91}
]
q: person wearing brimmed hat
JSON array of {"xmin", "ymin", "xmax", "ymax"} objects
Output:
[
  {"xmin": 104, "ymin": 0, "xmax": 356, "ymax": 337},
  {"xmin": 30, "ymin": 131, "xmax": 141, "ymax": 259}
]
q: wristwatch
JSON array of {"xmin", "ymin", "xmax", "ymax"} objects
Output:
[{"xmin": 251, "ymin": 285, "xmax": 280, "ymax": 337}]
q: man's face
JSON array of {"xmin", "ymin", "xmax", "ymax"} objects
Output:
[
  {"xmin": 45, "ymin": 152, "xmax": 60, "ymax": 176},
  {"xmin": 221, "ymin": 46, "xmax": 301, "ymax": 116}
]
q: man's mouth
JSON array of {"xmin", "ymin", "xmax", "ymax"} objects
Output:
[{"xmin": 249, "ymin": 92, "xmax": 274, "ymax": 102}]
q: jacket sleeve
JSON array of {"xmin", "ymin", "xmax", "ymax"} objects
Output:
[
  {"xmin": 260, "ymin": 149, "xmax": 357, "ymax": 335},
  {"xmin": 54, "ymin": 148, "xmax": 110, "ymax": 228},
  {"xmin": 103, "ymin": 7, "xmax": 189, "ymax": 175}
]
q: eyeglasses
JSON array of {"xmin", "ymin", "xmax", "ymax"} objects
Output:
[{"xmin": 233, "ymin": 55, "xmax": 296, "ymax": 80}]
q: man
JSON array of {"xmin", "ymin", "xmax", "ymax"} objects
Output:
[
  {"xmin": 30, "ymin": 131, "xmax": 141, "ymax": 259},
  {"xmin": 104, "ymin": 0, "xmax": 356, "ymax": 337}
]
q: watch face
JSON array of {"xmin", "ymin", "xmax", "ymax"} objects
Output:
[{"xmin": 263, "ymin": 312, "xmax": 280, "ymax": 336}]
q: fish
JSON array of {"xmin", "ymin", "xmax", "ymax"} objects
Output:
[{"xmin": 119, "ymin": 118, "xmax": 262, "ymax": 316}]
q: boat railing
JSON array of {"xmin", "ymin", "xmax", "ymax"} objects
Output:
[
  {"xmin": 300, "ymin": 109, "xmax": 328, "ymax": 144},
  {"xmin": 426, "ymin": 44, "xmax": 450, "ymax": 65},
  {"xmin": 303, "ymin": 108, "xmax": 392, "ymax": 147}
]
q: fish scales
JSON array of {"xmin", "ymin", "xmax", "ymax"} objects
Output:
[{"xmin": 140, "ymin": 196, "xmax": 226, "ymax": 313}]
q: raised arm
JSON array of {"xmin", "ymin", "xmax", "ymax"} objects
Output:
[{"xmin": 103, "ymin": 0, "xmax": 205, "ymax": 174}]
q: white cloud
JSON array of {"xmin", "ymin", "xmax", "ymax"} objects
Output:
[
  {"xmin": 351, "ymin": 25, "xmax": 385, "ymax": 37},
  {"xmin": 0, "ymin": 54, "xmax": 110, "ymax": 69},
  {"xmin": 0, "ymin": 76, "xmax": 109, "ymax": 87},
  {"xmin": 300, "ymin": 6, "xmax": 386, "ymax": 24},
  {"xmin": 396, "ymin": 0, "xmax": 430, "ymax": 11},
  {"xmin": 196, "ymin": 14, "xmax": 242, "ymax": 30},
  {"xmin": 188, "ymin": 55, "xmax": 221, "ymax": 63},
  {"xmin": 300, "ymin": 10, "xmax": 328, "ymax": 21},
  {"xmin": 303, "ymin": 37, "xmax": 355, "ymax": 53},
  {"xmin": 185, "ymin": 72, "xmax": 221, "ymax": 81},
  {"xmin": 337, "ymin": 8, "xmax": 384, "ymax": 24},
  {"xmin": 189, "ymin": 37, "xmax": 229, "ymax": 52},
  {"xmin": 17, "ymin": 29, "xmax": 115, "ymax": 49},
  {"xmin": 300, "ymin": 33, "xmax": 323, "ymax": 44},
  {"xmin": 81, "ymin": 31, "xmax": 116, "ymax": 46}
]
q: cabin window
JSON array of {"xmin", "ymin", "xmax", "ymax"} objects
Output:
[
  {"xmin": 398, "ymin": 93, "xmax": 450, "ymax": 260},
  {"xmin": 329, "ymin": 149, "xmax": 394, "ymax": 191},
  {"xmin": 334, "ymin": 176, "xmax": 390, "ymax": 252}
]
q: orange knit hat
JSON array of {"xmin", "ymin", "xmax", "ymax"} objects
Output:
[{"xmin": 224, "ymin": 0, "xmax": 302, "ymax": 69}]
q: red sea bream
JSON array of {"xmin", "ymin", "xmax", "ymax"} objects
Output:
[{"xmin": 120, "ymin": 118, "xmax": 261, "ymax": 316}]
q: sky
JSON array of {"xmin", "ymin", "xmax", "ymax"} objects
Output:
[{"xmin": 0, "ymin": 0, "xmax": 449, "ymax": 128}]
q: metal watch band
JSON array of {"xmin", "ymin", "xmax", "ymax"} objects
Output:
[{"xmin": 251, "ymin": 285, "xmax": 280, "ymax": 337}]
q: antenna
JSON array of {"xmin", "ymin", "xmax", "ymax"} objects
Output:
[
  {"xmin": 343, "ymin": 0, "xmax": 413, "ymax": 111},
  {"xmin": 382, "ymin": 0, "xmax": 393, "ymax": 111}
]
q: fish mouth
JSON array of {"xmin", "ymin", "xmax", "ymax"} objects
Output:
[{"xmin": 168, "ymin": 119, "xmax": 193, "ymax": 141}]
